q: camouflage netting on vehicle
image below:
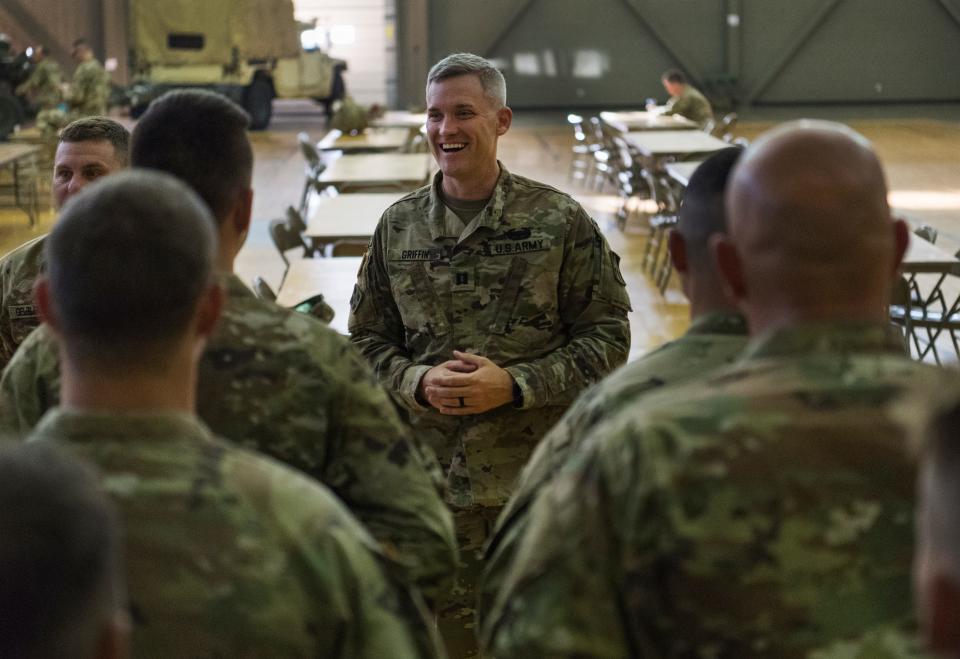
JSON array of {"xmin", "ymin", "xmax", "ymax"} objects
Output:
[{"xmin": 129, "ymin": 0, "xmax": 300, "ymax": 67}]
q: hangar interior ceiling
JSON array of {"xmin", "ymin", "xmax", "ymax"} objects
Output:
[{"xmin": 404, "ymin": 0, "xmax": 960, "ymax": 109}]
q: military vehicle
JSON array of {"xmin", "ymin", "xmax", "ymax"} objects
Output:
[{"xmin": 125, "ymin": 0, "xmax": 347, "ymax": 129}]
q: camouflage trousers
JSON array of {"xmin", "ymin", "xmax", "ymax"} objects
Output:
[{"xmin": 437, "ymin": 505, "xmax": 502, "ymax": 659}]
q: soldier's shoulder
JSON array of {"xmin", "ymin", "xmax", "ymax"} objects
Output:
[
  {"xmin": 0, "ymin": 235, "xmax": 46, "ymax": 273},
  {"xmin": 214, "ymin": 293, "xmax": 363, "ymax": 375},
  {"xmin": 224, "ymin": 438, "xmax": 376, "ymax": 540},
  {"xmin": 508, "ymin": 172, "xmax": 580, "ymax": 206},
  {"xmin": 380, "ymin": 184, "xmax": 432, "ymax": 221}
]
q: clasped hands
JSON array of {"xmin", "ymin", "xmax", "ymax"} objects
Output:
[{"xmin": 417, "ymin": 350, "xmax": 514, "ymax": 416}]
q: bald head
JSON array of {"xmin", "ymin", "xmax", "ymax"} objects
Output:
[{"xmin": 720, "ymin": 120, "xmax": 906, "ymax": 330}]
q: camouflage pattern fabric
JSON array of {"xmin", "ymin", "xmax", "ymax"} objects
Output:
[
  {"xmin": 0, "ymin": 274, "xmax": 457, "ymax": 602},
  {"xmin": 348, "ymin": 163, "xmax": 632, "ymax": 510},
  {"xmin": 481, "ymin": 322, "xmax": 941, "ymax": 659},
  {"xmin": 28, "ymin": 408, "xmax": 445, "ymax": 659},
  {"xmin": 480, "ymin": 311, "xmax": 749, "ymax": 617},
  {"xmin": 67, "ymin": 58, "xmax": 109, "ymax": 117},
  {"xmin": 0, "ymin": 235, "xmax": 46, "ymax": 371},
  {"xmin": 664, "ymin": 84, "xmax": 714, "ymax": 128},
  {"xmin": 15, "ymin": 58, "xmax": 62, "ymax": 110}
]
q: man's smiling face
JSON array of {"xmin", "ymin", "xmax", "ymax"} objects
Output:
[{"xmin": 426, "ymin": 74, "xmax": 510, "ymax": 190}]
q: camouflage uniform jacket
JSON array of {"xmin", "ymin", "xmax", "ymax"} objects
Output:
[
  {"xmin": 0, "ymin": 235, "xmax": 46, "ymax": 370},
  {"xmin": 480, "ymin": 311, "xmax": 748, "ymax": 613},
  {"xmin": 15, "ymin": 58, "xmax": 62, "ymax": 109},
  {"xmin": 665, "ymin": 84, "xmax": 714, "ymax": 128},
  {"xmin": 0, "ymin": 274, "xmax": 457, "ymax": 601},
  {"xmin": 348, "ymin": 164, "xmax": 632, "ymax": 508},
  {"xmin": 29, "ymin": 408, "xmax": 444, "ymax": 659},
  {"xmin": 482, "ymin": 322, "xmax": 940, "ymax": 658},
  {"xmin": 68, "ymin": 58, "xmax": 109, "ymax": 116}
]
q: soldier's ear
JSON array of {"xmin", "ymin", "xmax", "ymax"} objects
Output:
[
  {"xmin": 34, "ymin": 277, "xmax": 61, "ymax": 336},
  {"xmin": 711, "ymin": 233, "xmax": 746, "ymax": 302},
  {"xmin": 668, "ymin": 230, "xmax": 687, "ymax": 274},
  {"xmin": 232, "ymin": 187, "xmax": 254, "ymax": 240},
  {"xmin": 194, "ymin": 282, "xmax": 225, "ymax": 340},
  {"xmin": 496, "ymin": 106, "xmax": 512, "ymax": 136}
]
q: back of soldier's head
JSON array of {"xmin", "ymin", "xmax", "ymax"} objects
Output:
[
  {"xmin": 0, "ymin": 442, "xmax": 124, "ymax": 659},
  {"xmin": 45, "ymin": 169, "xmax": 216, "ymax": 372},
  {"xmin": 677, "ymin": 146, "xmax": 742, "ymax": 273},
  {"xmin": 724, "ymin": 120, "xmax": 897, "ymax": 315},
  {"xmin": 131, "ymin": 89, "xmax": 252, "ymax": 222}
]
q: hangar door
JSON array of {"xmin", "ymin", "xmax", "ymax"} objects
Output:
[{"xmin": 427, "ymin": 0, "xmax": 960, "ymax": 109}]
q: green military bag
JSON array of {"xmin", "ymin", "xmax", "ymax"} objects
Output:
[{"xmin": 329, "ymin": 96, "xmax": 368, "ymax": 135}]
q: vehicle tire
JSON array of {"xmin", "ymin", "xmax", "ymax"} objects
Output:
[
  {"xmin": 243, "ymin": 77, "xmax": 274, "ymax": 130},
  {"xmin": 0, "ymin": 90, "xmax": 22, "ymax": 141}
]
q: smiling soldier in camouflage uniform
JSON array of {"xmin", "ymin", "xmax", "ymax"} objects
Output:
[
  {"xmin": 481, "ymin": 122, "xmax": 944, "ymax": 658},
  {"xmin": 481, "ymin": 146, "xmax": 748, "ymax": 614},
  {"xmin": 348, "ymin": 52, "xmax": 631, "ymax": 656},
  {"xmin": 0, "ymin": 90, "xmax": 457, "ymax": 604}
]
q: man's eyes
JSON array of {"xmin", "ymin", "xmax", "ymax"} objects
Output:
[
  {"xmin": 82, "ymin": 168, "xmax": 107, "ymax": 179},
  {"xmin": 54, "ymin": 169, "xmax": 72, "ymax": 180}
]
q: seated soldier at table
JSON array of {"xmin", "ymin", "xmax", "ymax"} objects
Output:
[
  {"xmin": 661, "ymin": 69, "xmax": 714, "ymax": 129},
  {"xmin": 480, "ymin": 146, "xmax": 748, "ymax": 611},
  {"xmin": 0, "ymin": 442, "xmax": 129, "ymax": 659},
  {"xmin": 0, "ymin": 116, "xmax": 129, "ymax": 370},
  {"xmin": 0, "ymin": 89, "xmax": 457, "ymax": 605},
  {"xmin": 27, "ymin": 169, "xmax": 442, "ymax": 657}
]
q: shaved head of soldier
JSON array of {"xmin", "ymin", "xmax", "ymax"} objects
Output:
[
  {"xmin": 669, "ymin": 146, "xmax": 742, "ymax": 318},
  {"xmin": 717, "ymin": 120, "xmax": 908, "ymax": 334}
]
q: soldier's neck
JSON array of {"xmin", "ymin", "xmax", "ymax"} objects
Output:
[
  {"xmin": 441, "ymin": 162, "xmax": 500, "ymax": 201},
  {"xmin": 59, "ymin": 347, "xmax": 198, "ymax": 416}
]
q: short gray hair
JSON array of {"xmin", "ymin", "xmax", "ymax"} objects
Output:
[{"xmin": 426, "ymin": 52, "xmax": 507, "ymax": 107}]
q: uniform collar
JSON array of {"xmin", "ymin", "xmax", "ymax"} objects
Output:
[
  {"xmin": 740, "ymin": 321, "xmax": 905, "ymax": 362},
  {"xmin": 222, "ymin": 272, "xmax": 255, "ymax": 299},
  {"xmin": 686, "ymin": 311, "xmax": 748, "ymax": 337},
  {"xmin": 426, "ymin": 161, "xmax": 513, "ymax": 242},
  {"xmin": 31, "ymin": 407, "xmax": 212, "ymax": 444}
]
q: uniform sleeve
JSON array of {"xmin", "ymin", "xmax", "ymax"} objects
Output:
[
  {"xmin": 480, "ymin": 381, "xmax": 605, "ymax": 616},
  {"xmin": 348, "ymin": 222, "xmax": 431, "ymax": 412},
  {"xmin": 480, "ymin": 445, "xmax": 630, "ymax": 659},
  {"xmin": 325, "ymin": 339, "xmax": 458, "ymax": 603},
  {"xmin": 321, "ymin": 522, "xmax": 447, "ymax": 659},
  {"xmin": 263, "ymin": 462, "xmax": 446, "ymax": 659},
  {"xmin": 504, "ymin": 210, "xmax": 631, "ymax": 409},
  {"xmin": 0, "ymin": 324, "xmax": 61, "ymax": 436}
]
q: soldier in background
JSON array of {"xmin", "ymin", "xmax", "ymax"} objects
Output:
[
  {"xmin": 66, "ymin": 38, "xmax": 109, "ymax": 119},
  {"xmin": 661, "ymin": 69, "xmax": 714, "ymax": 129},
  {"xmin": 28, "ymin": 169, "xmax": 442, "ymax": 657},
  {"xmin": 16, "ymin": 45, "xmax": 62, "ymax": 115},
  {"xmin": 349, "ymin": 52, "xmax": 631, "ymax": 655},
  {"xmin": 482, "ymin": 121, "xmax": 942, "ymax": 657},
  {"xmin": 0, "ymin": 116, "xmax": 129, "ymax": 370},
  {"xmin": 0, "ymin": 442, "xmax": 129, "ymax": 659},
  {"xmin": 0, "ymin": 90, "xmax": 457, "ymax": 604},
  {"xmin": 480, "ymin": 146, "xmax": 748, "ymax": 614}
]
